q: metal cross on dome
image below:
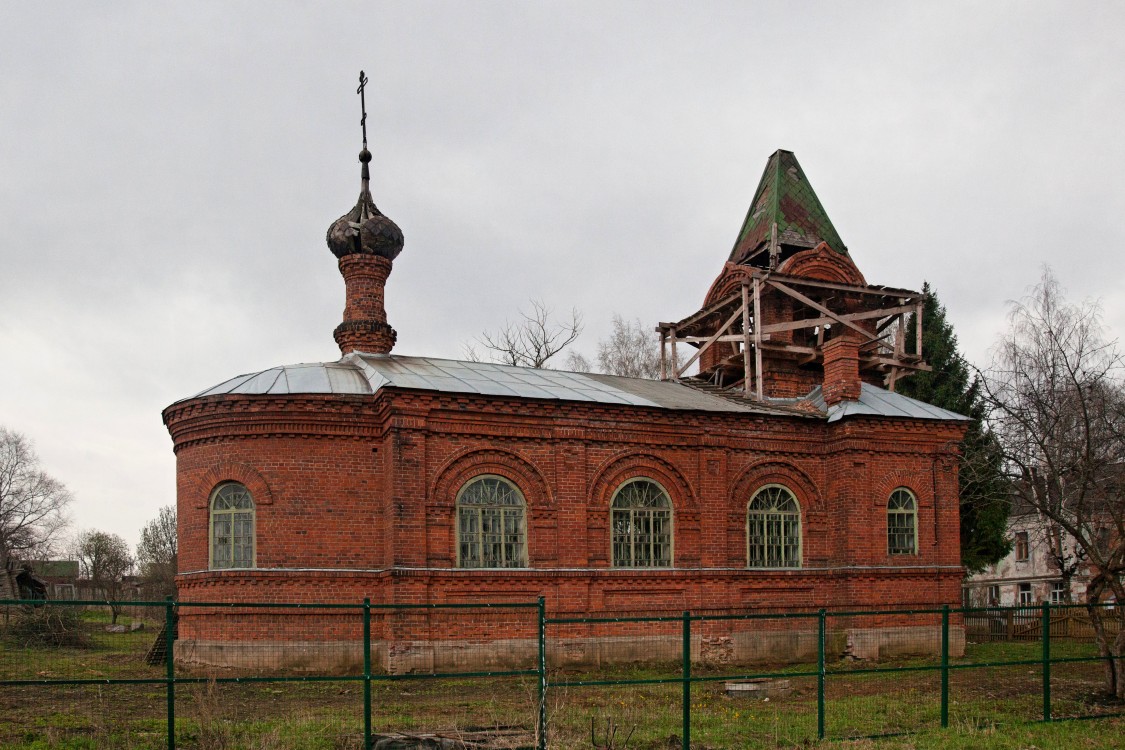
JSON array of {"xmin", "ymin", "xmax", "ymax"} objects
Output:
[{"xmin": 357, "ymin": 70, "xmax": 369, "ymax": 150}]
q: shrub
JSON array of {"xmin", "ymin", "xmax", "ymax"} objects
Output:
[{"xmin": 7, "ymin": 605, "xmax": 93, "ymax": 649}]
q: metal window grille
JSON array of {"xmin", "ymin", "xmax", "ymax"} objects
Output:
[
  {"xmin": 211, "ymin": 483, "xmax": 254, "ymax": 569},
  {"xmin": 611, "ymin": 479, "xmax": 672, "ymax": 567},
  {"xmin": 747, "ymin": 485, "xmax": 800, "ymax": 568},
  {"xmin": 457, "ymin": 476, "xmax": 527, "ymax": 568},
  {"xmin": 887, "ymin": 488, "xmax": 917, "ymax": 555}
]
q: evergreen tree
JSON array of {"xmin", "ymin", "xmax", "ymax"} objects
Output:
[{"xmin": 897, "ymin": 283, "xmax": 1011, "ymax": 572}]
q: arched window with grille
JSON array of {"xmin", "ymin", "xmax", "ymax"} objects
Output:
[
  {"xmin": 456, "ymin": 476, "xmax": 527, "ymax": 568},
  {"xmin": 210, "ymin": 482, "xmax": 255, "ymax": 569},
  {"xmin": 611, "ymin": 479, "xmax": 673, "ymax": 568},
  {"xmin": 747, "ymin": 485, "xmax": 801, "ymax": 568},
  {"xmin": 887, "ymin": 488, "xmax": 917, "ymax": 555}
]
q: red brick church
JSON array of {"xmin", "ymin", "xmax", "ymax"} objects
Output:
[{"xmin": 163, "ymin": 143, "xmax": 967, "ymax": 669}]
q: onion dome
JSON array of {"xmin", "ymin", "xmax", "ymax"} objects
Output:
[{"xmin": 326, "ymin": 148, "xmax": 404, "ymax": 260}]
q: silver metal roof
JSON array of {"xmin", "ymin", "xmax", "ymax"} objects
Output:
[
  {"xmin": 186, "ymin": 354, "xmax": 785, "ymax": 414},
  {"xmin": 183, "ymin": 354, "xmax": 967, "ymax": 422},
  {"xmin": 806, "ymin": 384, "xmax": 970, "ymax": 423}
]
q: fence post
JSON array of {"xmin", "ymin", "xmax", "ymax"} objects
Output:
[
  {"xmin": 1041, "ymin": 600, "xmax": 1051, "ymax": 722},
  {"xmin": 817, "ymin": 609, "xmax": 826, "ymax": 741},
  {"xmin": 363, "ymin": 598, "xmax": 372, "ymax": 749},
  {"xmin": 682, "ymin": 610, "xmax": 691, "ymax": 750},
  {"xmin": 165, "ymin": 595, "xmax": 175, "ymax": 750},
  {"xmin": 537, "ymin": 596, "xmax": 547, "ymax": 750},
  {"xmin": 941, "ymin": 605, "xmax": 949, "ymax": 728}
]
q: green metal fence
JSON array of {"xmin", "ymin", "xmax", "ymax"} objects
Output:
[{"xmin": 1, "ymin": 598, "xmax": 1121, "ymax": 749}]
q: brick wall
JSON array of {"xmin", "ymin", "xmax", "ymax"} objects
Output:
[{"xmin": 165, "ymin": 386, "xmax": 966, "ymax": 639}]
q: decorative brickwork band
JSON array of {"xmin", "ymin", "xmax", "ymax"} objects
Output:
[
  {"xmin": 335, "ymin": 254, "xmax": 397, "ymax": 354},
  {"xmin": 822, "ymin": 332, "xmax": 862, "ymax": 405}
]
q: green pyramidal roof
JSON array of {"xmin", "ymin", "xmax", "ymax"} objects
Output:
[{"xmin": 728, "ymin": 150, "xmax": 847, "ymax": 265}]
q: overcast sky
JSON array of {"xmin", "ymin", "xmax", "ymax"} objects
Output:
[{"xmin": 2, "ymin": 1, "xmax": 1123, "ymax": 553}]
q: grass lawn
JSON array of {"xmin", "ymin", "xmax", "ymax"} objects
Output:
[{"xmin": 2, "ymin": 607, "xmax": 1122, "ymax": 749}]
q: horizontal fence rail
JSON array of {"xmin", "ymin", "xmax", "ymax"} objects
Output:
[{"xmin": 1, "ymin": 598, "xmax": 1122, "ymax": 749}]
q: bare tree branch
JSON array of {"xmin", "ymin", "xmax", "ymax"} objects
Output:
[
  {"xmin": 473, "ymin": 300, "xmax": 583, "ymax": 369},
  {"xmin": 595, "ymin": 315, "xmax": 661, "ymax": 379}
]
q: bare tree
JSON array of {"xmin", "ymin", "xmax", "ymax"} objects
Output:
[
  {"xmin": 0, "ymin": 428, "xmax": 72, "ymax": 592},
  {"xmin": 595, "ymin": 315, "xmax": 661, "ymax": 379},
  {"xmin": 468, "ymin": 299, "xmax": 583, "ymax": 369},
  {"xmin": 564, "ymin": 315, "xmax": 660, "ymax": 379},
  {"xmin": 76, "ymin": 530, "xmax": 134, "ymax": 624},
  {"xmin": 565, "ymin": 350, "xmax": 593, "ymax": 372},
  {"xmin": 137, "ymin": 505, "xmax": 177, "ymax": 598},
  {"xmin": 979, "ymin": 268, "xmax": 1125, "ymax": 698}
]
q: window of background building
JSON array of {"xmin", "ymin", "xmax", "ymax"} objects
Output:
[
  {"xmin": 611, "ymin": 479, "xmax": 673, "ymax": 568},
  {"xmin": 1018, "ymin": 582, "xmax": 1033, "ymax": 605},
  {"xmin": 1095, "ymin": 526, "xmax": 1111, "ymax": 555},
  {"xmin": 456, "ymin": 476, "xmax": 527, "ymax": 569},
  {"xmin": 747, "ymin": 485, "xmax": 801, "ymax": 568},
  {"xmin": 1050, "ymin": 581, "xmax": 1066, "ymax": 604},
  {"xmin": 1047, "ymin": 527, "xmax": 1062, "ymax": 556},
  {"xmin": 1014, "ymin": 531, "xmax": 1029, "ymax": 562}
]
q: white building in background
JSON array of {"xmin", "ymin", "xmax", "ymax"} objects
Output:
[{"xmin": 964, "ymin": 510, "xmax": 1089, "ymax": 607}]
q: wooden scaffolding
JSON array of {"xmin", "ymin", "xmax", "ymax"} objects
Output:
[{"xmin": 657, "ymin": 269, "xmax": 930, "ymax": 398}]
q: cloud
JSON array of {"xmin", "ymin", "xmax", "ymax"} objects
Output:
[{"xmin": 1, "ymin": 1, "xmax": 1123, "ymax": 547}]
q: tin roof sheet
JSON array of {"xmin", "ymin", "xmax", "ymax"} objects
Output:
[
  {"xmin": 182, "ymin": 355, "xmax": 967, "ymax": 423},
  {"xmin": 185, "ymin": 354, "xmax": 783, "ymax": 414},
  {"xmin": 806, "ymin": 384, "xmax": 970, "ymax": 423}
]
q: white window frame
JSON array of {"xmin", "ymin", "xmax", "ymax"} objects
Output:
[
  {"xmin": 611, "ymin": 478, "xmax": 673, "ymax": 568},
  {"xmin": 887, "ymin": 488, "xmax": 918, "ymax": 555},
  {"xmin": 747, "ymin": 484, "xmax": 802, "ymax": 569},
  {"xmin": 209, "ymin": 482, "xmax": 256, "ymax": 570},
  {"xmin": 456, "ymin": 475, "xmax": 528, "ymax": 569}
]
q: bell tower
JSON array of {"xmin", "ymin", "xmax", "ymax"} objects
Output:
[{"xmin": 657, "ymin": 151, "xmax": 929, "ymax": 400}]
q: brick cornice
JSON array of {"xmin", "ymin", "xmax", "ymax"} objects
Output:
[{"xmin": 163, "ymin": 393, "xmax": 392, "ymax": 451}]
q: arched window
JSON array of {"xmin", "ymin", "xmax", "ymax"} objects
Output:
[
  {"xmin": 611, "ymin": 479, "xmax": 673, "ymax": 568},
  {"xmin": 210, "ymin": 483, "xmax": 255, "ymax": 569},
  {"xmin": 888, "ymin": 488, "xmax": 917, "ymax": 555},
  {"xmin": 747, "ymin": 485, "xmax": 801, "ymax": 568},
  {"xmin": 457, "ymin": 476, "xmax": 527, "ymax": 568}
]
